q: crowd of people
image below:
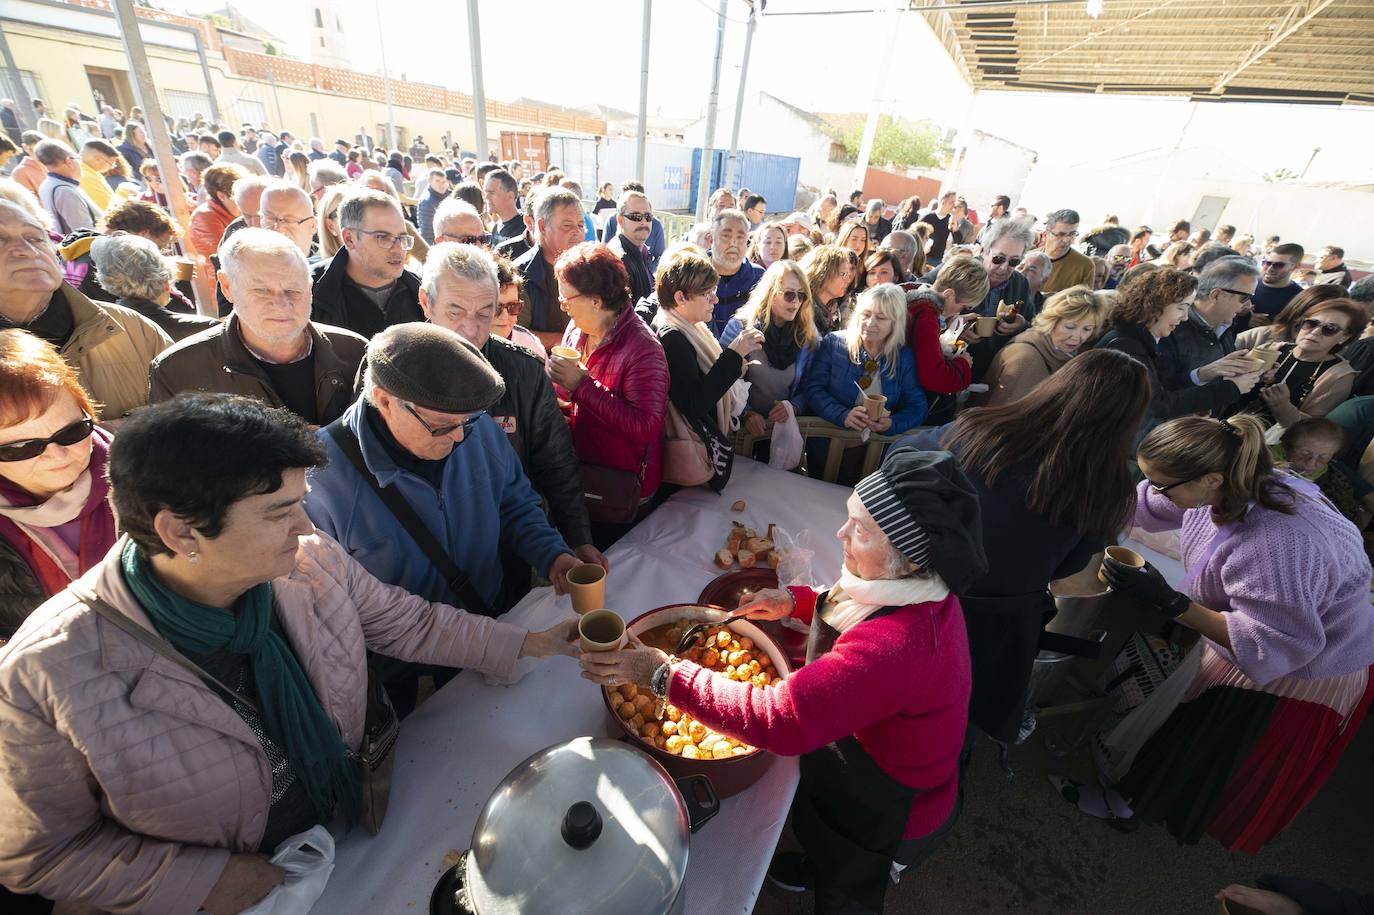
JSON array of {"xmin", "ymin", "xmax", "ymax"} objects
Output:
[{"xmin": 0, "ymin": 103, "xmax": 1370, "ymax": 915}]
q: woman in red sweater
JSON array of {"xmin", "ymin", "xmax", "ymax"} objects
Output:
[
  {"xmin": 904, "ymin": 257, "xmax": 992, "ymax": 424},
  {"xmin": 581, "ymin": 449, "xmax": 984, "ymax": 914}
]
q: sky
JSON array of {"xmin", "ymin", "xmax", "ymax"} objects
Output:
[{"xmin": 178, "ymin": 0, "xmax": 1374, "ymax": 183}]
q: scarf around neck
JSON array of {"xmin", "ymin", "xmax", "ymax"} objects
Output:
[
  {"xmin": 761, "ymin": 318, "xmax": 801, "ymax": 370},
  {"xmin": 120, "ymin": 541, "xmax": 357, "ymax": 821},
  {"xmin": 655, "ymin": 306, "xmax": 742, "ymax": 434},
  {"xmin": 824, "ymin": 566, "xmax": 950, "ymax": 634}
]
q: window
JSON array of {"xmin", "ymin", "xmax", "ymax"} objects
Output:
[
  {"xmin": 237, "ymin": 98, "xmax": 268, "ymax": 128},
  {"xmin": 314, "ymin": 9, "xmax": 323, "ymax": 28},
  {"xmin": 164, "ymin": 90, "xmax": 213, "ymax": 121}
]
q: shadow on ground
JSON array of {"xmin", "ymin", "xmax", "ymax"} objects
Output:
[{"xmin": 753, "ymin": 711, "xmax": 1373, "ymax": 914}]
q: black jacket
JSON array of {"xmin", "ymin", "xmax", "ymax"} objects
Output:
[
  {"xmin": 658, "ymin": 325, "xmax": 743, "ymax": 436},
  {"xmin": 0, "ymin": 539, "xmax": 43, "ymax": 640},
  {"xmin": 149, "ymin": 313, "xmax": 367, "ymax": 425},
  {"xmin": 115, "ymin": 296, "xmax": 220, "ymax": 343},
  {"xmin": 513, "ymin": 244, "xmax": 569, "ymax": 336},
  {"xmin": 310, "ymin": 248, "xmax": 424, "ymax": 338},
  {"xmin": 1096, "ymin": 321, "xmax": 1241, "ymax": 445},
  {"xmin": 1158, "ymin": 308, "xmax": 1236, "ymax": 396},
  {"xmin": 482, "ymin": 335, "xmax": 592, "ymax": 548},
  {"xmin": 609, "ymin": 233, "xmax": 653, "ymax": 306}
]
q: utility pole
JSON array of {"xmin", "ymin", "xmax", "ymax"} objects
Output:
[
  {"xmin": 466, "ymin": 0, "xmax": 488, "ymax": 158},
  {"xmin": 722, "ymin": 0, "xmax": 756, "ymax": 195},
  {"xmin": 852, "ymin": 0, "xmax": 904, "ymax": 193},
  {"xmin": 694, "ymin": 0, "xmax": 729, "ymax": 222},
  {"xmin": 1299, "ymin": 146, "xmax": 1321, "ymax": 180},
  {"xmin": 375, "ymin": 0, "xmax": 396, "ymax": 149},
  {"xmin": 110, "ymin": 0, "xmax": 205, "ymax": 313},
  {"xmin": 0, "ymin": 22, "xmax": 34, "ymax": 129},
  {"xmin": 635, "ymin": 0, "xmax": 652, "ymax": 183}
]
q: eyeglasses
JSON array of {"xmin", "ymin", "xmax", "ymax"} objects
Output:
[
  {"xmin": 401, "ymin": 401, "xmax": 484, "ymax": 438},
  {"xmin": 260, "ymin": 213, "xmax": 314, "ymax": 229},
  {"xmin": 498, "ymin": 298, "xmax": 523, "ymax": 316},
  {"xmin": 620, "ymin": 212, "xmax": 653, "ymax": 223},
  {"xmin": 1261, "ymin": 259, "xmax": 1294, "ymax": 270},
  {"xmin": 779, "ymin": 289, "xmax": 808, "ymax": 305},
  {"xmin": 1050, "ymin": 230, "xmax": 1078, "ymax": 239},
  {"xmin": 1299, "ymin": 318, "xmax": 1346, "ymax": 337},
  {"xmin": 1218, "ymin": 287, "xmax": 1253, "ymax": 304},
  {"xmin": 988, "ymin": 254, "xmax": 1022, "ymax": 267},
  {"xmin": 0, "ymin": 416, "xmax": 94, "ymax": 462},
  {"xmin": 355, "ymin": 228, "xmax": 415, "ymax": 250},
  {"xmin": 858, "ymin": 358, "xmax": 879, "ymax": 390},
  {"xmin": 437, "ymin": 233, "xmax": 489, "ymax": 246},
  {"xmin": 1146, "ymin": 474, "xmax": 1198, "ymax": 496}
]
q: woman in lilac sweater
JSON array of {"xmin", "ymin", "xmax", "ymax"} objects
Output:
[
  {"xmin": 581, "ymin": 449, "xmax": 982, "ymax": 914},
  {"xmin": 1098, "ymin": 414, "xmax": 1374, "ymax": 853}
]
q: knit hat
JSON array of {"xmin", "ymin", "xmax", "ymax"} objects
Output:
[
  {"xmin": 365, "ymin": 324, "xmax": 505, "ymax": 413},
  {"xmin": 855, "ymin": 447, "xmax": 987, "ymax": 592}
]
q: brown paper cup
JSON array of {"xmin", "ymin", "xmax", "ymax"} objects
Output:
[
  {"xmin": 863, "ymin": 393, "xmax": 887, "ymax": 420},
  {"xmin": 173, "ymin": 257, "xmax": 195, "ymax": 282},
  {"xmin": 1099, "ymin": 545, "xmax": 1145, "ymax": 586},
  {"xmin": 567, "ymin": 562, "xmax": 606, "ymax": 614},
  {"xmin": 975, "ymin": 316, "xmax": 997, "ymax": 336},
  {"xmin": 578, "ymin": 609, "xmax": 626, "ymax": 652},
  {"xmin": 551, "ymin": 345, "xmax": 580, "ymax": 363},
  {"xmin": 1250, "ymin": 347, "xmax": 1280, "ymax": 371}
]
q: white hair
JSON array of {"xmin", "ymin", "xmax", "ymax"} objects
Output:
[
  {"xmin": 218, "ymin": 226, "xmax": 309, "ymax": 282},
  {"xmin": 231, "ymin": 174, "xmax": 273, "ymax": 208},
  {"xmin": 420, "ymin": 241, "xmax": 499, "ymax": 301},
  {"xmin": 90, "ymin": 234, "xmax": 171, "ymax": 301},
  {"xmin": 432, "ymin": 197, "xmax": 483, "ymax": 236}
]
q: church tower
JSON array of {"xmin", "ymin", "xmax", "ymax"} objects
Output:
[{"xmin": 307, "ymin": 1, "xmax": 350, "ymax": 69}]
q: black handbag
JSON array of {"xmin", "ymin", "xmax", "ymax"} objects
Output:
[{"xmin": 579, "ymin": 460, "xmax": 645, "ymax": 525}]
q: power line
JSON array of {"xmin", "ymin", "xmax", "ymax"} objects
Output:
[{"xmin": 690, "ymin": 0, "xmax": 753, "ymax": 26}]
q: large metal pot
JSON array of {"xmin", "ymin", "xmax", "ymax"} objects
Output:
[
  {"xmin": 430, "ymin": 737, "xmax": 718, "ymax": 915},
  {"xmin": 601, "ymin": 603, "xmax": 794, "ymax": 798}
]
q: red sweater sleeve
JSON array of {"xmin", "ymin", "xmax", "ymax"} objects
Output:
[
  {"xmin": 667, "ymin": 615, "xmax": 915, "ymax": 757},
  {"xmin": 906, "ymin": 303, "xmax": 971, "ymax": 395},
  {"xmin": 787, "ymin": 585, "xmax": 817, "ymax": 626}
]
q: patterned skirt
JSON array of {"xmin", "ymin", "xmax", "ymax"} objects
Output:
[{"xmin": 1106, "ymin": 643, "xmax": 1372, "ymax": 854}]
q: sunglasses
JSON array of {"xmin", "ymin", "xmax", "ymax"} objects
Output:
[
  {"xmin": 858, "ymin": 358, "xmax": 879, "ymax": 390},
  {"xmin": 988, "ymin": 254, "xmax": 1022, "ymax": 267},
  {"xmin": 439, "ymin": 233, "xmax": 489, "ymax": 246},
  {"xmin": 1220, "ymin": 288, "xmax": 1253, "ymax": 304},
  {"xmin": 0, "ymin": 416, "xmax": 94, "ymax": 462},
  {"xmin": 621, "ymin": 212, "xmax": 653, "ymax": 223},
  {"xmin": 779, "ymin": 289, "xmax": 808, "ymax": 305},
  {"xmin": 1261, "ymin": 259, "xmax": 1294, "ymax": 270},
  {"xmin": 1146, "ymin": 474, "xmax": 1198, "ymax": 496},
  {"xmin": 498, "ymin": 299, "xmax": 523, "ymax": 316},
  {"xmin": 1299, "ymin": 318, "xmax": 1346, "ymax": 337},
  {"xmin": 402, "ymin": 402, "xmax": 485, "ymax": 437}
]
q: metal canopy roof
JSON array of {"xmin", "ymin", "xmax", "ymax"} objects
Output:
[{"xmin": 916, "ymin": 0, "xmax": 1374, "ymax": 106}]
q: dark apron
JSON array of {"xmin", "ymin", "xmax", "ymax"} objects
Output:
[
  {"xmin": 957, "ymin": 588, "xmax": 1058, "ymax": 744},
  {"xmin": 792, "ymin": 592, "xmax": 922, "ymax": 914}
]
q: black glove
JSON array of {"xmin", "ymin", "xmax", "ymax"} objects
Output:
[{"xmin": 1102, "ymin": 555, "xmax": 1191, "ymax": 617}]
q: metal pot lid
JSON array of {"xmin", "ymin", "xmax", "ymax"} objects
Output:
[{"xmin": 464, "ymin": 737, "xmax": 689, "ymax": 915}]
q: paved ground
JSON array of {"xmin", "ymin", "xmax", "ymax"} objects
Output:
[{"xmin": 752, "ymin": 709, "xmax": 1374, "ymax": 915}]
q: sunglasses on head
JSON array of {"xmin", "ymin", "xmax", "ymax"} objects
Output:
[
  {"xmin": 858, "ymin": 358, "xmax": 879, "ymax": 390},
  {"xmin": 779, "ymin": 289, "xmax": 807, "ymax": 305},
  {"xmin": 0, "ymin": 416, "xmax": 94, "ymax": 462},
  {"xmin": 988, "ymin": 254, "xmax": 1022, "ymax": 267},
  {"xmin": 621, "ymin": 212, "xmax": 653, "ymax": 223},
  {"xmin": 1299, "ymin": 318, "xmax": 1346, "ymax": 337}
]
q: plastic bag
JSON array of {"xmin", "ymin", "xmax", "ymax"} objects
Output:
[
  {"xmin": 771, "ymin": 525, "xmax": 818, "ymax": 635},
  {"xmin": 769, "ymin": 401, "xmax": 804, "ymax": 472},
  {"xmin": 727, "ymin": 378, "xmax": 751, "ymax": 430},
  {"xmin": 240, "ymin": 825, "xmax": 336, "ymax": 915}
]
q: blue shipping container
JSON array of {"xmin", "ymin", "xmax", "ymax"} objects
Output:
[{"xmin": 690, "ymin": 148, "xmax": 802, "ymax": 215}]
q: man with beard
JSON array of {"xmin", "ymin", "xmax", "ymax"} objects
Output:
[
  {"xmin": 708, "ymin": 208, "xmax": 764, "ymax": 336},
  {"xmin": 512, "ymin": 187, "xmax": 587, "ymax": 347}
]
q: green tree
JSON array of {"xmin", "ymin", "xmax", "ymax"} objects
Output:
[
  {"xmin": 1263, "ymin": 167, "xmax": 1298, "ymax": 184},
  {"xmin": 841, "ymin": 116, "xmax": 941, "ymax": 169},
  {"xmin": 263, "ymin": 41, "xmax": 280, "ymax": 56}
]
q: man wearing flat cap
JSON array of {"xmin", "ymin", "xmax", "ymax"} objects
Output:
[{"xmin": 305, "ymin": 322, "xmax": 579, "ymax": 713}]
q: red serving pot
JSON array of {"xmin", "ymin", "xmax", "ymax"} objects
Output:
[{"xmin": 600, "ymin": 603, "xmax": 794, "ymax": 798}]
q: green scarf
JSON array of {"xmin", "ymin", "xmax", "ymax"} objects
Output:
[{"xmin": 121, "ymin": 540, "xmax": 357, "ymax": 821}]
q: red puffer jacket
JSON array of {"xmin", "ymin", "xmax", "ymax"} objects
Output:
[{"xmin": 556, "ymin": 307, "xmax": 670, "ymax": 499}]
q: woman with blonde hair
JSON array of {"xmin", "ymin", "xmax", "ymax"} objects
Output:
[
  {"xmin": 1160, "ymin": 240, "xmax": 1194, "ymax": 271},
  {"xmin": 805, "ymin": 283, "xmax": 926, "ymax": 440},
  {"xmin": 35, "ymin": 117, "xmax": 70, "ymax": 151},
  {"xmin": 748, "ymin": 220, "xmax": 789, "ymax": 270},
  {"xmin": 1084, "ymin": 414, "xmax": 1374, "ymax": 852},
  {"xmin": 835, "ymin": 218, "xmax": 870, "ymax": 261},
  {"xmin": 976, "ymin": 286, "xmax": 1110, "ymax": 406},
  {"xmin": 801, "ymin": 244, "xmax": 856, "ymax": 334},
  {"xmin": 721, "ymin": 260, "xmax": 819, "ymax": 443},
  {"xmin": 903, "ymin": 257, "xmax": 988, "ymax": 422},
  {"xmin": 316, "ymin": 184, "xmax": 348, "ymax": 257},
  {"xmin": 786, "ymin": 233, "xmax": 814, "ymax": 261}
]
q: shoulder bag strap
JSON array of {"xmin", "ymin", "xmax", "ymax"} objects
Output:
[
  {"xmin": 325, "ymin": 420, "xmax": 494, "ymax": 616},
  {"xmin": 78, "ymin": 588, "xmax": 260, "ymax": 714}
]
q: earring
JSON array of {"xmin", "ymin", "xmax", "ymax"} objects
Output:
[{"xmin": 188, "ymin": 551, "xmax": 200, "ymax": 565}]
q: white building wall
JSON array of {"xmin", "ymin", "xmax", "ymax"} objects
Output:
[
  {"xmin": 683, "ymin": 93, "xmax": 841, "ymax": 193},
  {"xmin": 957, "ymin": 131, "xmax": 1037, "ymax": 213},
  {"xmin": 307, "ymin": 1, "xmax": 349, "ymax": 70}
]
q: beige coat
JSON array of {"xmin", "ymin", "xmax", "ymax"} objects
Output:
[
  {"xmin": 0, "ymin": 533, "xmax": 527, "ymax": 914},
  {"xmin": 972, "ymin": 328, "xmax": 1072, "ymax": 407},
  {"xmin": 57, "ymin": 283, "xmax": 172, "ymax": 421}
]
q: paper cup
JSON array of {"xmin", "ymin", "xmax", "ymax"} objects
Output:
[
  {"xmin": 578, "ymin": 609, "xmax": 626, "ymax": 652},
  {"xmin": 551, "ymin": 345, "xmax": 580, "ymax": 363},
  {"xmin": 1098, "ymin": 545, "xmax": 1145, "ymax": 586},
  {"xmin": 567, "ymin": 562, "xmax": 607, "ymax": 614},
  {"xmin": 863, "ymin": 393, "xmax": 886, "ymax": 420},
  {"xmin": 1250, "ymin": 347, "xmax": 1281, "ymax": 371},
  {"xmin": 173, "ymin": 257, "xmax": 195, "ymax": 282},
  {"xmin": 975, "ymin": 316, "xmax": 997, "ymax": 336}
]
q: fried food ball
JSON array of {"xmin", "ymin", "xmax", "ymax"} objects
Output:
[
  {"xmin": 634, "ymin": 694, "xmax": 654, "ymax": 713},
  {"xmin": 739, "ymin": 637, "xmax": 754, "ymax": 651},
  {"xmin": 733, "ymin": 746, "xmax": 751, "ymax": 756},
  {"xmin": 643, "ymin": 722, "xmax": 661, "ymax": 740},
  {"xmin": 759, "ymin": 654, "xmax": 773, "ymax": 668},
  {"xmin": 712, "ymin": 743, "xmax": 734, "ymax": 759},
  {"xmin": 751, "ymin": 673, "xmax": 769, "ymax": 689},
  {"xmin": 680, "ymin": 744, "xmax": 701, "ymax": 760},
  {"xmin": 665, "ymin": 735, "xmax": 685, "ymax": 753},
  {"xmin": 687, "ymin": 721, "xmax": 707, "ymax": 743},
  {"xmin": 666, "ymin": 706, "xmax": 683, "ymax": 723},
  {"xmin": 617, "ymin": 701, "xmax": 636, "ymax": 720},
  {"xmin": 656, "ymin": 736, "xmax": 668, "ymax": 749},
  {"xmin": 748, "ymin": 660, "xmax": 762, "ymax": 676},
  {"xmin": 702, "ymin": 648, "xmax": 720, "ymax": 668},
  {"xmin": 715, "ymin": 630, "xmax": 732, "ymax": 648},
  {"xmin": 728, "ymin": 639, "xmax": 741, "ymax": 653},
  {"xmin": 617, "ymin": 684, "xmax": 637, "ymax": 701},
  {"xmin": 660, "ymin": 719, "xmax": 677, "ymax": 737},
  {"xmin": 629, "ymin": 713, "xmax": 646, "ymax": 731}
]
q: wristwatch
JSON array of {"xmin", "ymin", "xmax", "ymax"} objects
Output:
[{"xmin": 650, "ymin": 659, "xmax": 674, "ymax": 703}]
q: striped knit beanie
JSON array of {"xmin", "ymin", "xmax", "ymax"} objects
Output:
[{"xmin": 854, "ymin": 447, "xmax": 988, "ymax": 592}]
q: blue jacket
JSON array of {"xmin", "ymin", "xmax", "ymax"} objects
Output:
[
  {"xmin": 305, "ymin": 400, "xmax": 570, "ymax": 612},
  {"xmin": 416, "ymin": 188, "xmax": 444, "ymax": 244},
  {"xmin": 720, "ymin": 316, "xmax": 816, "ymax": 413},
  {"xmin": 803, "ymin": 332, "xmax": 928, "ymax": 433}
]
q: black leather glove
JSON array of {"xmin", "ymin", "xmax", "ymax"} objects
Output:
[{"xmin": 1102, "ymin": 555, "xmax": 1191, "ymax": 617}]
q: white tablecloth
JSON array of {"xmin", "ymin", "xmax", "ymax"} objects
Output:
[{"xmin": 310, "ymin": 458, "xmax": 851, "ymax": 915}]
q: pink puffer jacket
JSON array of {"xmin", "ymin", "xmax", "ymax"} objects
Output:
[{"xmin": 0, "ymin": 533, "xmax": 528, "ymax": 914}]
